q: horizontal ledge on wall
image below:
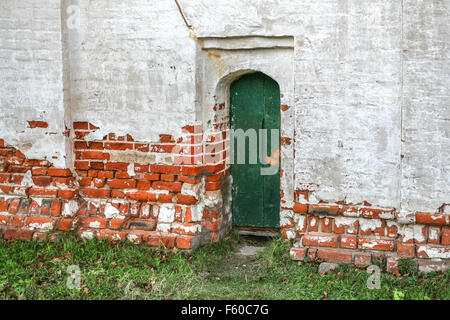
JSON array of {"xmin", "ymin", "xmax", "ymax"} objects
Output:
[{"xmin": 198, "ymin": 35, "xmax": 294, "ymax": 50}]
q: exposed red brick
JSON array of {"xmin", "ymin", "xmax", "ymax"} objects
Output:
[
  {"xmin": 206, "ymin": 181, "xmax": 221, "ymax": 191},
  {"xmin": 171, "ymin": 223, "xmax": 200, "ymax": 235},
  {"xmin": 442, "ymin": 227, "xmax": 450, "ymax": 245},
  {"xmin": 137, "ymin": 180, "xmax": 151, "ymax": 190},
  {"xmin": 8, "ymin": 166, "xmax": 29, "ymax": 173},
  {"xmin": 82, "ymin": 217, "xmax": 108, "ymax": 229},
  {"xmin": 58, "ymin": 190, "xmax": 79, "ymax": 200},
  {"xmin": 158, "ymin": 193, "xmax": 174, "ymax": 203},
  {"xmin": 105, "ymin": 162, "xmax": 129, "ymax": 171},
  {"xmin": 340, "ymin": 206, "xmax": 359, "ymax": 217},
  {"xmin": 24, "ymin": 159, "xmax": 49, "ymax": 166},
  {"xmin": 309, "ymin": 204, "xmax": 340, "ymax": 216},
  {"xmin": 302, "ymin": 234, "xmax": 338, "ymax": 248},
  {"xmin": 4, "ymin": 229, "xmax": 34, "ymax": 240},
  {"xmin": 109, "ymin": 219, "xmax": 125, "ymax": 229},
  {"xmin": 147, "ymin": 234, "xmax": 176, "ymax": 248},
  {"xmin": 115, "ymin": 172, "xmax": 131, "ymax": 179},
  {"xmin": 74, "ymin": 141, "xmax": 88, "ymax": 149},
  {"xmin": 104, "ymin": 142, "xmax": 133, "ymax": 151},
  {"xmin": 317, "ymin": 250, "xmax": 352, "ymax": 264},
  {"xmin": 135, "ymin": 173, "xmax": 160, "ymax": 181},
  {"xmin": 6, "ymin": 158, "xmax": 24, "ymax": 165},
  {"xmin": 181, "ymin": 166, "xmax": 204, "ymax": 176},
  {"xmin": 27, "ymin": 121, "xmax": 48, "ymax": 128},
  {"xmin": 428, "ymin": 227, "xmax": 441, "ymax": 244},
  {"xmin": 415, "ymin": 212, "xmax": 447, "ymax": 226},
  {"xmin": 360, "ymin": 207, "xmax": 394, "ymax": 219},
  {"xmin": 0, "ymin": 174, "xmax": 10, "ymax": 183},
  {"xmin": 97, "ymin": 171, "xmax": 114, "ymax": 179},
  {"xmin": 202, "ymin": 220, "xmax": 221, "ymax": 232},
  {"xmin": 82, "ymin": 151, "xmax": 110, "ymax": 160},
  {"xmin": 354, "ymin": 253, "xmax": 371, "ymax": 268},
  {"xmin": 108, "ymin": 179, "xmax": 136, "ymax": 189},
  {"xmin": 321, "ymin": 217, "xmax": 333, "ymax": 233},
  {"xmin": 80, "ymin": 188, "xmax": 111, "ymax": 198},
  {"xmin": 58, "ymin": 219, "xmax": 74, "ymax": 231},
  {"xmin": 25, "ymin": 217, "xmax": 55, "ymax": 229},
  {"xmin": 151, "ymin": 164, "xmax": 180, "ymax": 175},
  {"xmin": 152, "ymin": 181, "xmax": 182, "ymax": 193},
  {"xmin": 11, "ymin": 216, "xmax": 26, "ymax": 227},
  {"xmin": 28, "ymin": 188, "xmax": 57, "ymax": 197},
  {"xmin": 111, "ymin": 190, "xmax": 125, "ymax": 198},
  {"xmin": 178, "ymin": 175, "xmax": 201, "ymax": 184},
  {"xmin": 161, "ymin": 174, "xmax": 175, "ymax": 182},
  {"xmin": 96, "ymin": 230, "xmax": 126, "ymax": 241},
  {"xmin": 73, "ymin": 122, "xmax": 89, "ymax": 130},
  {"xmin": 90, "ymin": 162, "xmax": 104, "ymax": 170},
  {"xmin": 74, "ymin": 161, "xmax": 89, "ymax": 170},
  {"xmin": 340, "ymin": 236, "xmax": 357, "ymax": 249},
  {"xmin": 176, "ymin": 194, "xmax": 197, "ymax": 205},
  {"xmin": 177, "ymin": 236, "xmax": 196, "ymax": 249},
  {"xmin": 290, "ymin": 247, "xmax": 307, "ymax": 260},
  {"xmin": 358, "ymin": 238, "xmax": 394, "ymax": 251},
  {"xmin": 47, "ymin": 168, "xmax": 72, "ymax": 177},
  {"xmin": 126, "ymin": 191, "xmax": 157, "ymax": 201},
  {"xmin": 51, "ymin": 200, "xmax": 62, "ymax": 216},
  {"xmin": 293, "ymin": 202, "xmax": 308, "ymax": 214},
  {"xmin": 134, "ymin": 164, "xmax": 149, "ymax": 173},
  {"xmin": 307, "ymin": 216, "xmax": 319, "ymax": 232},
  {"xmin": 416, "ymin": 244, "xmax": 450, "ymax": 259},
  {"xmin": 0, "ymin": 214, "xmax": 10, "ymax": 225},
  {"xmin": 397, "ymin": 242, "xmax": 415, "ymax": 258}
]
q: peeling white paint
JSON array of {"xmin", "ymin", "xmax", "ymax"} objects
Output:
[
  {"xmin": 397, "ymin": 225, "xmax": 426, "ymax": 243},
  {"xmin": 158, "ymin": 204, "xmax": 175, "ymax": 223},
  {"xmin": 359, "ymin": 218, "xmax": 382, "ymax": 232},
  {"xmin": 81, "ymin": 230, "xmax": 94, "ymax": 240},
  {"xmin": 62, "ymin": 200, "xmax": 79, "ymax": 217},
  {"xmin": 156, "ymin": 223, "xmax": 171, "ymax": 233},
  {"xmin": 181, "ymin": 182, "xmax": 202, "ymax": 199},
  {"xmin": 417, "ymin": 246, "xmax": 450, "ymax": 259},
  {"xmin": 28, "ymin": 222, "xmax": 53, "ymax": 231},
  {"xmin": 21, "ymin": 171, "xmax": 34, "ymax": 187},
  {"xmin": 335, "ymin": 217, "xmax": 358, "ymax": 227},
  {"xmin": 127, "ymin": 162, "xmax": 135, "ymax": 177},
  {"xmin": 0, "ymin": 0, "xmax": 447, "ymax": 216},
  {"xmin": 285, "ymin": 230, "xmax": 296, "ymax": 240},
  {"xmin": 127, "ymin": 234, "xmax": 139, "ymax": 243},
  {"xmin": 104, "ymin": 203, "xmax": 122, "ymax": 219},
  {"xmin": 89, "ymin": 221, "xmax": 101, "ymax": 228}
]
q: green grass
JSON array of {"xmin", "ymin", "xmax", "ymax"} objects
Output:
[{"xmin": 0, "ymin": 231, "xmax": 448, "ymax": 300}]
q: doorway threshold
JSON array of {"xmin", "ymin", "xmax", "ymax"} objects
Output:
[{"xmin": 234, "ymin": 226, "xmax": 280, "ymax": 238}]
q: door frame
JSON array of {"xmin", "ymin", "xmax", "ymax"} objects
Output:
[{"xmin": 196, "ymin": 38, "xmax": 295, "ymax": 235}]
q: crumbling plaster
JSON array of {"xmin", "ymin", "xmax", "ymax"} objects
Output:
[{"xmin": 0, "ymin": 0, "xmax": 448, "ymax": 213}]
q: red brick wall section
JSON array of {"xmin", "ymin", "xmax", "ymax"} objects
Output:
[
  {"xmin": 1, "ymin": 118, "xmax": 449, "ymax": 272},
  {"xmin": 286, "ymin": 190, "xmax": 450, "ymax": 273},
  {"xmin": 0, "ymin": 120, "xmax": 232, "ymax": 249}
]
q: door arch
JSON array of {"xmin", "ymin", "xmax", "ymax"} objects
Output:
[{"xmin": 230, "ymin": 72, "xmax": 281, "ymax": 228}]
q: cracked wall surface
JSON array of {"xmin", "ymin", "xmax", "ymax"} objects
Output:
[{"xmin": 0, "ymin": 1, "xmax": 448, "ymax": 262}]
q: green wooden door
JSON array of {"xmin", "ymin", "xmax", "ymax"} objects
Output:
[{"xmin": 230, "ymin": 72, "xmax": 281, "ymax": 228}]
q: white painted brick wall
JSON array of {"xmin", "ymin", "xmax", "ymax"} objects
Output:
[
  {"xmin": 0, "ymin": 0, "xmax": 448, "ymax": 213},
  {"xmin": 0, "ymin": 0, "xmax": 67, "ymax": 167}
]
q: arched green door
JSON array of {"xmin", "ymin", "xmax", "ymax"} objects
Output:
[{"xmin": 230, "ymin": 72, "xmax": 281, "ymax": 228}]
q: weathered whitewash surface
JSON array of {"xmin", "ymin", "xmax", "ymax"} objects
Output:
[
  {"xmin": 0, "ymin": 0, "xmax": 67, "ymax": 167},
  {"xmin": 0, "ymin": 0, "xmax": 448, "ymax": 213}
]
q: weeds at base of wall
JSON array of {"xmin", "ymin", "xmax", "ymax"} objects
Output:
[
  {"xmin": 398, "ymin": 258, "xmax": 418, "ymax": 276},
  {"xmin": 0, "ymin": 231, "xmax": 448, "ymax": 299}
]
